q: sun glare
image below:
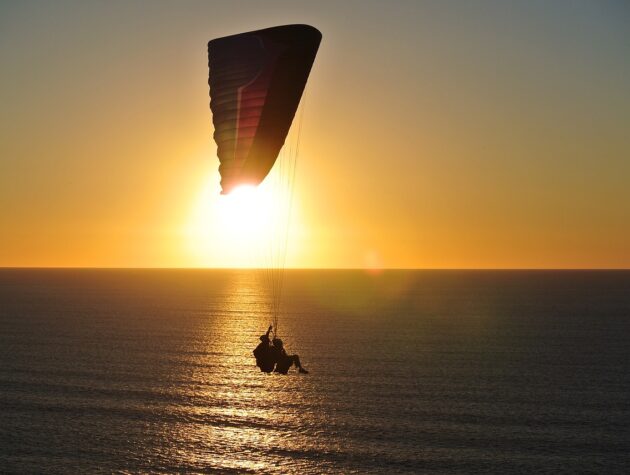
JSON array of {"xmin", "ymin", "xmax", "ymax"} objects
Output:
[
  {"xmin": 217, "ymin": 185, "xmax": 273, "ymax": 236},
  {"xmin": 185, "ymin": 173, "xmax": 299, "ymax": 268}
]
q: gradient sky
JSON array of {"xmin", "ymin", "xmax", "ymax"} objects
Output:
[{"xmin": 1, "ymin": 0, "xmax": 628, "ymax": 268}]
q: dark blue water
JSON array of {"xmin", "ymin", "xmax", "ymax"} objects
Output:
[{"xmin": 0, "ymin": 269, "xmax": 629, "ymax": 473}]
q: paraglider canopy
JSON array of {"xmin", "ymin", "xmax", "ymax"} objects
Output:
[{"xmin": 208, "ymin": 24, "xmax": 321, "ymax": 194}]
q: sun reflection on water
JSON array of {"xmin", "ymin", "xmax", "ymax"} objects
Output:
[{"xmin": 164, "ymin": 271, "xmax": 317, "ymax": 473}]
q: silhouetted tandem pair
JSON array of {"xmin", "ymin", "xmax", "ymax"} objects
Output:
[{"xmin": 253, "ymin": 326, "xmax": 308, "ymax": 374}]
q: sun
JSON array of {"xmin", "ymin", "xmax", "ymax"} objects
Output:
[
  {"xmin": 185, "ymin": 174, "xmax": 297, "ymax": 268},
  {"xmin": 216, "ymin": 185, "xmax": 274, "ymax": 236}
]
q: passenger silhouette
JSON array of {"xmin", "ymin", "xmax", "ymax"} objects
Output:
[
  {"xmin": 253, "ymin": 325, "xmax": 275, "ymax": 373},
  {"xmin": 271, "ymin": 338, "xmax": 308, "ymax": 374}
]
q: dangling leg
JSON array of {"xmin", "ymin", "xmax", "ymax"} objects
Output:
[{"xmin": 291, "ymin": 354, "xmax": 308, "ymax": 374}]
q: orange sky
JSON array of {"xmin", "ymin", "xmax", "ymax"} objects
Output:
[{"xmin": 1, "ymin": 1, "xmax": 629, "ymax": 268}]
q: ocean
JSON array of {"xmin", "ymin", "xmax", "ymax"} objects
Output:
[{"xmin": 0, "ymin": 269, "xmax": 628, "ymax": 473}]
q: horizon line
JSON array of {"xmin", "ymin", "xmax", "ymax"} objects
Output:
[{"xmin": 1, "ymin": 267, "xmax": 629, "ymax": 271}]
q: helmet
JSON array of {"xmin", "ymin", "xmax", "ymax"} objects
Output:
[
  {"xmin": 272, "ymin": 338, "xmax": 283, "ymax": 347},
  {"xmin": 260, "ymin": 334, "xmax": 269, "ymax": 342}
]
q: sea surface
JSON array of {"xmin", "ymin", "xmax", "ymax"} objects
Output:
[{"xmin": 0, "ymin": 269, "xmax": 629, "ymax": 474}]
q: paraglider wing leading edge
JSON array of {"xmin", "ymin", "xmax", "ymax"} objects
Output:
[{"xmin": 208, "ymin": 24, "xmax": 321, "ymax": 194}]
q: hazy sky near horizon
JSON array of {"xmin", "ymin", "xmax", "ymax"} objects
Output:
[{"xmin": 1, "ymin": 0, "xmax": 629, "ymax": 268}]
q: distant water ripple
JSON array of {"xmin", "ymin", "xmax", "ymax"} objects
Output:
[{"xmin": 1, "ymin": 269, "xmax": 629, "ymax": 473}]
